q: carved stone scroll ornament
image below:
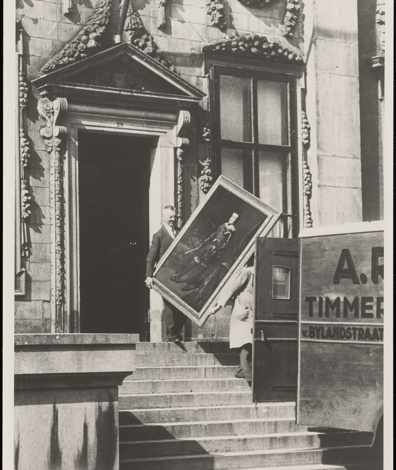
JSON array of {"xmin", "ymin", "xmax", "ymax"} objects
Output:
[
  {"xmin": 175, "ymin": 110, "xmax": 192, "ymax": 229},
  {"xmin": 37, "ymin": 97, "xmax": 68, "ymax": 333},
  {"xmin": 157, "ymin": 0, "xmax": 167, "ymax": 30},
  {"xmin": 282, "ymin": 0, "xmax": 300, "ymax": 38},
  {"xmin": 206, "ymin": 0, "xmax": 227, "ymax": 31},
  {"xmin": 301, "ymin": 111, "xmax": 313, "ymax": 228},
  {"xmin": 376, "ymin": 1, "xmax": 385, "ymax": 51}
]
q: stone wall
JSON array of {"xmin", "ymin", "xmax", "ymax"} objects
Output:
[
  {"xmin": 18, "ymin": 0, "xmax": 301, "ymax": 80},
  {"xmin": 15, "ymin": 0, "xmax": 304, "ymax": 332},
  {"xmin": 14, "ymin": 333, "xmax": 138, "ymax": 470},
  {"xmin": 304, "ymin": 0, "xmax": 363, "ymax": 227}
]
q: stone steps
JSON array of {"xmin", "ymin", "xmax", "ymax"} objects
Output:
[
  {"xmin": 129, "ymin": 364, "xmax": 238, "ymax": 380},
  {"xmin": 118, "ymin": 342, "xmax": 379, "ymax": 469},
  {"xmin": 119, "ymin": 417, "xmax": 305, "ymax": 440},
  {"xmin": 119, "ymin": 402, "xmax": 296, "ymax": 424},
  {"xmin": 120, "ymin": 430, "xmax": 372, "ymax": 459},
  {"xmin": 121, "ymin": 377, "xmax": 250, "ymax": 394},
  {"xmin": 208, "ymin": 465, "xmax": 383, "ymax": 470},
  {"xmin": 135, "ymin": 341, "xmax": 232, "ymax": 354},
  {"xmin": 119, "ymin": 445, "xmax": 375, "ymax": 470},
  {"xmin": 119, "ymin": 390, "xmax": 253, "ymax": 409},
  {"xmin": 135, "ymin": 352, "xmax": 239, "ymax": 367}
]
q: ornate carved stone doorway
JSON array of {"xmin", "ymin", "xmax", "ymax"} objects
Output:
[{"xmin": 32, "ymin": 42, "xmax": 205, "ymax": 335}]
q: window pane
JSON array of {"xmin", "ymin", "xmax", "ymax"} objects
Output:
[
  {"xmin": 221, "ymin": 148, "xmax": 250, "ymax": 189},
  {"xmin": 258, "ymin": 150, "xmax": 285, "ymax": 213},
  {"xmin": 220, "ymin": 75, "xmax": 252, "ymax": 142},
  {"xmin": 272, "ymin": 266, "xmax": 291, "ymax": 300},
  {"xmin": 257, "ymin": 80, "xmax": 288, "ymax": 145},
  {"xmin": 267, "ymin": 216, "xmax": 291, "ymax": 238}
]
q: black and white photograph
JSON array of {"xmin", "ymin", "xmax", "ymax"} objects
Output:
[{"xmin": 3, "ymin": 1, "xmax": 392, "ymax": 469}]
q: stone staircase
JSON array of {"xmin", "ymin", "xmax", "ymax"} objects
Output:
[{"xmin": 118, "ymin": 342, "xmax": 382, "ymax": 470}]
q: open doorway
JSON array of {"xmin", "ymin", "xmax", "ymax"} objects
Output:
[{"xmin": 78, "ymin": 131, "xmax": 152, "ymax": 338}]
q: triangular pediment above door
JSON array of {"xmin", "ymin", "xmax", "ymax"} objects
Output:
[{"xmin": 32, "ymin": 43, "xmax": 205, "ymax": 103}]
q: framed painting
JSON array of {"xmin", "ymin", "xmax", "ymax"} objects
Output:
[{"xmin": 153, "ymin": 175, "xmax": 281, "ymax": 326}]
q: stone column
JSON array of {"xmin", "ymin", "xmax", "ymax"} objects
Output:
[
  {"xmin": 175, "ymin": 110, "xmax": 192, "ymax": 230},
  {"xmin": 37, "ymin": 97, "xmax": 68, "ymax": 332}
]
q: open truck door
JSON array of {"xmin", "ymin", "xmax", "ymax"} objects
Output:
[
  {"xmin": 253, "ymin": 237, "xmax": 300, "ymax": 403},
  {"xmin": 297, "ymin": 224, "xmax": 383, "ymax": 435}
]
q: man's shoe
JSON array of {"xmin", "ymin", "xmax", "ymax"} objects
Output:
[{"xmin": 166, "ymin": 335, "xmax": 182, "ymax": 343}]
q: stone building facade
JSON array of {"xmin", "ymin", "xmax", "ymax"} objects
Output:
[{"xmin": 14, "ymin": 0, "xmax": 385, "ymax": 339}]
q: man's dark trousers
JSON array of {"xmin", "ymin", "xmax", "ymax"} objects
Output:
[
  {"xmin": 163, "ymin": 299, "xmax": 186, "ymax": 340},
  {"xmin": 146, "ymin": 225, "xmax": 186, "ymax": 341}
]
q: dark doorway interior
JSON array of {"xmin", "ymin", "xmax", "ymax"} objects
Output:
[{"xmin": 79, "ymin": 132, "xmax": 151, "ymax": 338}]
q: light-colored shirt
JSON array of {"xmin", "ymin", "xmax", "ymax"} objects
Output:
[{"xmin": 164, "ymin": 223, "xmax": 176, "ymax": 239}]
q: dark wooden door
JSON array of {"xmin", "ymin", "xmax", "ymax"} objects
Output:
[
  {"xmin": 253, "ymin": 237, "xmax": 299, "ymax": 402},
  {"xmin": 79, "ymin": 132, "xmax": 150, "ymax": 338}
]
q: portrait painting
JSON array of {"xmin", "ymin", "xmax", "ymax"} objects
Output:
[{"xmin": 153, "ymin": 176, "xmax": 280, "ymax": 325}]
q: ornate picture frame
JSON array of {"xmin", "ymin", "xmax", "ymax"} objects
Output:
[{"xmin": 153, "ymin": 175, "xmax": 281, "ymax": 326}]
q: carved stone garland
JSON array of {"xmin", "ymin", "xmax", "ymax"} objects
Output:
[
  {"xmin": 282, "ymin": 0, "xmax": 300, "ymax": 38},
  {"xmin": 301, "ymin": 111, "xmax": 313, "ymax": 228},
  {"xmin": 124, "ymin": 5, "xmax": 178, "ymax": 73},
  {"xmin": 207, "ymin": 0, "xmax": 227, "ymax": 31},
  {"xmin": 376, "ymin": 1, "xmax": 385, "ymax": 51},
  {"xmin": 19, "ymin": 70, "xmax": 31, "ymax": 257},
  {"xmin": 175, "ymin": 110, "xmax": 192, "ymax": 229},
  {"xmin": 37, "ymin": 97, "xmax": 68, "ymax": 333},
  {"xmin": 199, "ymin": 125, "xmax": 213, "ymax": 194},
  {"xmin": 19, "ymin": 72, "xmax": 28, "ymax": 108},
  {"xmin": 21, "ymin": 180, "xmax": 32, "ymax": 221},
  {"xmin": 202, "ymin": 35, "xmax": 304, "ymax": 64},
  {"xmin": 40, "ymin": 0, "xmax": 112, "ymax": 74},
  {"xmin": 20, "ymin": 129, "xmax": 30, "ymax": 168}
]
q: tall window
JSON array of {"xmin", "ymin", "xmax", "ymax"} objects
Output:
[{"xmin": 212, "ymin": 66, "xmax": 298, "ymax": 236}]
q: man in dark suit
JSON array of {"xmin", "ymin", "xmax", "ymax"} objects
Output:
[{"xmin": 145, "ymin": 205, "xmax": 186, "ymax": 342}]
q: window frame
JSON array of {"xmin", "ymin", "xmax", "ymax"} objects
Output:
[{"xmin": 210, "ymin": 62, "xmax": 300, "ymax": 236}]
